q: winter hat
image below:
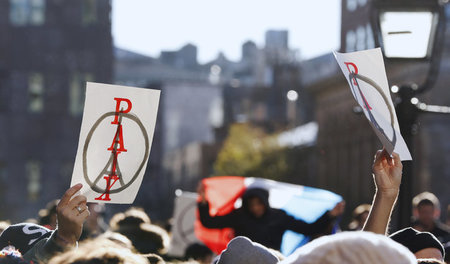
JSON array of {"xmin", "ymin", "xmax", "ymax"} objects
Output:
[
  {"xmin": 280, "ymin": 231, "xmax": 416, "ymax": 264},
  {"xmin": 390, "ymin": 227, "xmax": 445, "ymax": 258},
  {"xmin": 0, "ymin": 223, "xmax": 51, "ymax": 254},
  {"xmin": 217, "ymin": 236, "xmax": 279, "ymax": 264}
]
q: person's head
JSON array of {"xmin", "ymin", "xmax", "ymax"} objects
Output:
[
  {"xmin": 413, "ymin": 192, "xmax": 440, "ymax": 227},
  {"xmin": 279, "ymin": 231, "xmax": 416, "ymax": 264},
  {"xmin": 109, "ymin": 207, "xmax": 151, "ymax": 231},
  {"xmin": 48, "ymin": 237, "xmax": 149, "ymax": 264},
  {"xmin": 389, "ymin": 227, "xmax": 445, "ymax": 261},
  {"xmin": 114, "ymin": 222, "xmax": 169, "ymax": 255},
  {"xmin": 242, "ymin": 188, "xmax": 269, "ymax": 218},
  {"xmin": 217, "ymin": 236, "xmax": 279, "ymax": 264},
  {"xmin": 348, "ymin": 204, "xmax": 371, "ymax": 230}
]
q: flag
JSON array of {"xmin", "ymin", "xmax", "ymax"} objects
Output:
[{"xmin": 194, "ymin": 176, "xmax": 342, "ymax": 255}]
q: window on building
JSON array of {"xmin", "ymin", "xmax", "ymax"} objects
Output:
[
  {"xmin": 82, "ymin": 0, "xmax": 97, "ymax": 26},
  {"xmin": 26, "ymin": 160, "xmax": 41, "ymax": 201},
  {"xmin": 29, "ymin": 0, "xmax": 46, "ymax": 25},
  {"xmin": 70, "ymin": 72, "xmax": 93, "ymax": 116},
  {"xmin": 9, "ymin": 0, "xmax": 45, "ymax": 26},
  {"xmin": 28, "ymin": 72, "xmax": 44, "ymax": 113}
]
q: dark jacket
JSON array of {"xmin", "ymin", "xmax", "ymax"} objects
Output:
[{"xmin": 198, "ymin": 188, "xmax": 334, "ymax": 250}]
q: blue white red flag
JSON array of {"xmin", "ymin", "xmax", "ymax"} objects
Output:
[{"xmin": 194, "ymin": 176, "xmax": 342, "ymax": 255}]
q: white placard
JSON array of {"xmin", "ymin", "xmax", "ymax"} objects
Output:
[
  {"xmin": 168, "ymin": 191, "xmax": 201, "ymax": 257},
  {"xmin": 70, "ymin": 82, "xmax": 160, "ymax": 203},
  {"xmin": 334, "ymin": 48, "xmax": 412, "ymax": 161}
]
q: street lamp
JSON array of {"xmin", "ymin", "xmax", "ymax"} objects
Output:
[{"xmin": 371, "ymin": 0, "xmax": 448, "ymax": 229}]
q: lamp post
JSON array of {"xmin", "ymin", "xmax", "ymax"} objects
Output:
[{"xmin": 371, "ymin": 0, "xmax": 448, "ymax": 228}]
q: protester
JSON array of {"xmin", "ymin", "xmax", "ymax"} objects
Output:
[
  {"xmin": 348, "ymin": 204, "xmax": 370, "ymax": 231},
  {"xmin": 412, "ymin": 192, "xmax": 450, "ymax": 244},
  {"xmin": 279, "ymin": 231, "xmax": 416, "ymax": 264},
  {"xmin": 197, "ymin": 183, "xmax": 344, "ymax": 251},
  {"xmin": 362, "ymin": 149, "xmax": 446, "ymax": 262},
  {"xmin": 0, "ymin": 184, "xmax": 89, "ymax": 263}
]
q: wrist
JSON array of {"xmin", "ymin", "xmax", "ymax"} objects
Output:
[
  {"xmin": 375, "ymin": 189, "xmax": 399, "ymax": 200},
  {"xmin": 55, "ymin": 231, "xmax": 77, "ymax": 248}
]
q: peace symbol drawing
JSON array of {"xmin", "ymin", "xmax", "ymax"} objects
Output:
[
  {"xmin": 71, "ymin": 82, "xmax": 161, "ymax": 204},
  {"xmin": 334, "ymin": 48, "xmax": 412, "ymax": 161}
]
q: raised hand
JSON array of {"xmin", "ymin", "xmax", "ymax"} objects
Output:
[
  {"xmin": 55, "ymin": 184, "xmax": 90, "ymax": 246},
  {"xmin": 372, "ymin": 149, "xmax": 402, "ymax": 198},
  {"xmin": 363, "ymin": 149, "xmax": 403, "ymax": 234}
]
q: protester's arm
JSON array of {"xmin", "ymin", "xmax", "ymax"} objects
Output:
[
  {"xmin": 197, "ymin": 182, "xmax": 235, "ymax": 229},
  {"xmin": 286, "ymin": 201, "xmax": 345, "ymax": 235},
  {"xmin": 363, "ymin": 150, "xmax": 402, "ymax": 235},
  {"xmin": 23, "ymin": 184, "xmax": 90, "ymax": 263}
]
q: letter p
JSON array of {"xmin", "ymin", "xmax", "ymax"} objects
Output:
[{"xmin": 111, "ymin": 98, "xmax": 132, "ymax": 124}]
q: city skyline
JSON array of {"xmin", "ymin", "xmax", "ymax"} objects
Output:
[{"xmin": 112, "ymin": 0, "xmax": 341, "ymax": 63}]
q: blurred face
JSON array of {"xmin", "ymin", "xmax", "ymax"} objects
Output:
[
  {"xmin": 417, "ymin": 204, "xmax": 435, "ymax": 228},
  {"xmin": 247, "ymin": 197, "xmax": 266, "ymax": 218}
]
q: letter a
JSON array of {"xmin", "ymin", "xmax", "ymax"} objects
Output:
[{"xmin": 108, "ymin": 124, "xmax": 127, "ymax": 153}]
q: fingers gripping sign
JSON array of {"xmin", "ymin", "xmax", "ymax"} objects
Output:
[
  {"xmin": 56, "ymin": 183, "xmax": 90, "ymax": 246},
  {"xmin": 372, "ymin": 149, "xmax": 402, "ymax": 197}
]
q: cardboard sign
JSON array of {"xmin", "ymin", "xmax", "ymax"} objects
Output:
[
  {"xmin": 167, "ymin": 191, "xmax": 201, "ymax": 257},
  {"xmin": 334, "ymin": 48, "xmax": 412, "ymax": 160},
  {"xmin": 71, "ymin": 82, "xmax": 160, "ymax": 203}
]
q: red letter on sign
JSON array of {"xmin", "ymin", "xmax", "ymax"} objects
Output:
[
  {"xmin": 344, "ymin": 62, "xmax": 358, "ymax": 86},
  {"xmin": 107, "ymin": 124, "xmax": 127, "ymax": 153},
  {"xmin": 111, "ymin": 98, "xmax": 132, "ymax": 124}
]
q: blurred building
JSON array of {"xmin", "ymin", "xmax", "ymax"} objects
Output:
[
  {"xmin": 0, "ymin": 0, "xmax": 113, "ymax": 221},
  {"xmin": 220, "ymin": 30, "xmax": 304, "ymax": 135},
  {"xmin": 114, "ymin": 46, "xmax": 221, "ymax": 220}
]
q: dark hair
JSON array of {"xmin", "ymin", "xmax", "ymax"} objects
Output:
[
  {"xmin": 417, "ymin": 199, "xmax": 435, "ymax": 209},
  {"xmin": 185, "ymin": 243, "xmax": 213, "ymax": 261}
]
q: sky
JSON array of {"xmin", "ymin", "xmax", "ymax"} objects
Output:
[{"xmin": 112, "ymin": 0, "xmax": 341, "ymax": 64}]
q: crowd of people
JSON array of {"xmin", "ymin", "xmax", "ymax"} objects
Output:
[{"xmin": 0, "ymin": 149, "xmax": 448, "ymax": 263}]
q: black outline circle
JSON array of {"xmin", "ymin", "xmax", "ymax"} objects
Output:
[
  {"xmin": 83, "ymin": 112, "xmax": 149, "ymax": 194},
  {"xmin": 349, "ymin": 72, "xmax": 397, "ymax": 147}
]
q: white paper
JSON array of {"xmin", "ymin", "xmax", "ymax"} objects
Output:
[
  {"xmin": 70, "ymin": 82, "xmax": 160, "ymax": 203},
  {"xmin": 334, "ymin": 48, "xmax": 412, "ymax": 161}
]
